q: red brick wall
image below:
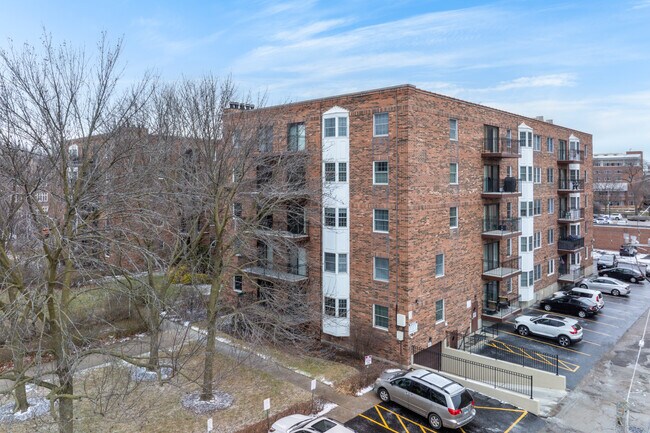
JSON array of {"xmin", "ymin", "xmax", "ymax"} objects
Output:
[{"xmin": 594, "ymin": 224, "xmax": 650, "ymax": 255}]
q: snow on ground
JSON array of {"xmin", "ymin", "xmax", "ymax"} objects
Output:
[
  {"xmin": 355, "ymin": 385, "xmax": 374, "ymax": 396},
  {"xmin": 181, "ymin": 391, "xmax": 234, "ymax": 414},
  {"xmin": 130, "ymin": 365, "xmax": 173, "ymax": 382},
  {"xmin": 0, "ymin": 397, "xmax": 51, "ymax": 424},
  {"xmin": 315, "ymin": 402, "xmax": 338, "ymax": 416}
]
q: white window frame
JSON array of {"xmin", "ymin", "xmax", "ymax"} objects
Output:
[
  {"xmin": 534, "ymin": 167, "xmax": 541, "ymax": 184},
  {"xmin": 547, "ymin": 259, "xmax": 555, "ymax": 276},
  {"xmin": 435, "ymin": 254, "xmax": 445, "ymax": 277},
  {"xmin": 373, "ymin": 209, "xmax": 389, "ymax": 233},
  {"xmin": 548, "ymin": 228, "xmax": 555, "ymax": 245},
  {"xmin": 534, "ymin": 231, "xmax": 541, "ymax": 249},
  {"xmin": 534, "ymin": 134, "xmax": 541, "ymax": 151},
  {"xmin": 449, "ymin": 119, "xmax": 458, "ymax": 141},
  {"xmin": 323, "ymin": 116, "xmax": 349, "ymax": 138},
  {"xmin": 450, "ymin": 206, "xmax": 458, "ymax": 229},
  {"xmin": 435, "ymin": 299, "xmax": 445, "ymax": 324},
  {"xmin": 373, "ymin": 113, "xmax": 389, "ymax": 137},
  {"xmin": 338, "ymin": 253, "xmax": 348, "ymax": 273},
  {"xmin": 374, "ymin": 257, "xmax": 389, "ymax": 282},
  {"xmin": 373, "ymin": 304, "xmax": 389, "ymax": 330},
  {"xmin": 449, "ymin": 163, "xmax": 458, "ymax": 185},
  {"xmin": 233, "ymin": 275, "xmax": 243, "ymax": 293},
  {"xmin": 547, "ymin": 137, "xmax": 554, "ymax": 153},
  {"xmin": 324, "ymin": 252, "xmax": 336, "ymax": 273},
  {"xmin": 373, "ymin": 161, "xmax": 389, "ymax": 185},
  {"xmin": 548, "ymin": 198, "xmax": 555, "ymax": 214},
  {"xmin": 534, "ymin": 264, "xmax": 542, "ymax": 281}
]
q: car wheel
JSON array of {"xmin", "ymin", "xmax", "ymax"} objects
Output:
[
  {"xmin": 558, "ymin": 335, "xmax": 571, "ymax": 347},
  {"xmin": 579, "ymin": 284, "xmax": 588, "ymax": 289},
  {"xmin": 428, "ymin": 413, "xmax": 443, "ymax": 430},
  {"xmin": 517, "ymin": 325, "xmax": 530, "ymax": 336},
  {"xmin": 544, "ymin": 304, "xmax": 552, "ymax": 311},
  {"xmin": 578, "ymin": 310, "xmax": 587, "ymax": 318},
  {"xmin": 631, "ymin": 277, "xmax": 637, "ymax": 283},
  {"xmin": 612, "ymin": 289, "xmax": 620, "ymax": 296},
  {"xmin": 603, "ymin": 273, "xmax": 609, "ymax": 278},
  {"xmin": 378, "ymin": 388, "xmax": 390, "ymax": 403}
]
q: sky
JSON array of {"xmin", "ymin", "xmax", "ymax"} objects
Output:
[{"xmin": 1, "ymin": 0, "xmax": 649, "ymax": 154}]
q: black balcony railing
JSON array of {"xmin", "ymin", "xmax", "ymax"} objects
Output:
[
  {"xmin": 558, "ymin": 208, "xmax": 585, "ymax": 221},
  {"xmin": 483, "ymin": 177, "xmax": 519, "ymax": 194},
  {"xmin": 558, "ymin": 149, "xmax": 583, "ymax": 162},
  {"xmin": 558, "ymin": 178, "xmax": 585, "ymax": 190},
  {"xmin": 558, "ymin": 236, "xmax": 585, "ymax": 251},
  {"xmin": 482, "ymin": 217, "xmax": 521, "ymax": 234},
  {"xmin": 483, "ymin": 256, "xmax": 521, "ymax": 278},
  {"xmin": 482, "ymin": 138, "xmax": 521, "ymax": 157}
]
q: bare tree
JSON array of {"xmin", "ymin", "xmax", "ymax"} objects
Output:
[{"xmin": 0, "ymin": 33, "xmax": 153, "ymax": 432}]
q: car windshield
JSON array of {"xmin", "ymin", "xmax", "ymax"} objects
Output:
[
  {"xmin": 574, "ymin": 323, "xmax": 582, "ymax": 330},
  {"xmin": 451, "ymin": 390, "xmax": 473, "ymax": 409},
  {"xmin": 311, "ymin": 420, "xmax": 337, "ymax": 432}
]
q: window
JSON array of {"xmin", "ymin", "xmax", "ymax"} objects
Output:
[
  {"xmin": 435, "ymin": 299, "xmax": 445, "ymax": 323},
  {"xmin": 373, "ymin": 161, "xmax": 389, "ymax": 184},
  {"xmin": 338, "ymin": 254, "xmax": 348, "ymax": 273},
  {"xmin": 548, "ymin": 198, "xmax": 555, "ymax": 214},
  {"xmin": 506, "ymin": 238, "xmax": 512, "ymax": 256},
  {"xmin": 373, "ymin": 305, "xmax": 389, "ymax": 329},
  {"xmin": 528, "ymin": 166, "xmax": 533, "ymax": 182},
  {"xmin": 324, "ymin": 208, "xmax": 336, "ymax": 227},
  {"xmin": 547, "ymin": 137, "xmax": 554, "ymax": 153},
  {"xmin": 534, "ymin": 264, "xmax": 542, "ymax": 281},
  {"xmin": 529, "ymin": 270, "xmax": 534, "ymax": 286},
  {"xmin": 258, "ymin": 125, "xmax": 273, "ymax": 152},
  {"xmin": 534, "ymin": 167, "xmax": 541, "ymax": 183},
  {"xmin": 68, "ymin": 144, "xmax": 79, "ymax": 159},
  {"xmin": 324, "ymin": 163, "xmax": 336, "ymax": 182},
  {"xmin": 506, "ymin": 278, "xmax": 513, "ymax": 293},
  {"xmin": 338, "ymin": 208, "xmax": 348, "ymax": 228},
  {"xmin": 233, "ymin": 202, "xmax": 242, "ymax": 218},
  {"xmin": 233, "ymin": 275, "xmax": 243, "ymax": 293},
  {"xmin": 521, "ymin": 236, "xmax": 528, "ymax": 253},
  {"xmin": 338, "ymin": 299, "xmax": 348, "ymax": 318},
  {"xmin": 338, "ymin": 117, "xmax": 348, "ymax": 137},
  {"xmin": 520, "ymin": 201, "xmax": 527, "ymax": 217},
  {"xmin": 374, "ymin": 209, "xmax": 389, "ymax": 233},
  {"xmin": 528, "ymin": 201, "xmax": 533, "ymax": 217},
  {"xmin": 534, "ymin": 231, "xmax": 541, "ymax": 249},
  {"xmin": 450, "ymin": 163, "xmax": 458, "ymax": 184},
  {"xmin": 324, "ymin": 297, "xmax": 336, "ymax": 316},
  {"xmin": 324, "ymin": 118, "xmax": 336, "ymax": 137},
  {"xmin": 287, "ymin": 123, "xmax": 306, "ymax": 151},
  {"xmin": 338, "ymin": 162, "xmax": 347, "ymax": 182},
  {"xmin": 435, "ymin": 254, "xmax": 444, "ymax": 277},
  {"xmin": 374, "ymin": 257, "xmax": 389, "ymax": 281},
  {"xmin": 534, "ymin": 199, "xmax": 541, "ymax": 216},
  {"xmin": 548, "ymin": 259, "xmax": 555, "ymax": 275},
  {"xmin": 520, "ymin": 273, "xmax": 528, "ymax": 288},
  {"xmin": 449, "ymin": 119, "xmax": 458, "ymax": 141},
  {"xmin": 547, "ymin": 228, "xmax": 555, "ymax": 244},
  {"xmin": 547, "ymin": 167, "xmax": 554, "ymax": 183},
  {"xmin": 374, "ymin": 113, "xmax": 389, "ymax": 136},
  {"xmin": 534, "ymin": 134, "xmax": 541, "ymax": 151},
  {"xmin": 324, "ymin": 253, "xmax": 336, "ymax": 272},
  {"xmin": 36, "ymin": 191, "xmax": 48, "ymax": 203},
  {"xmin": 450, "ymin": 207, "xmax": 458, "ymax": 228}
]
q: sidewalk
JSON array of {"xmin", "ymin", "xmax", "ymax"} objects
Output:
[{"xmin": 545, "ymin": 306, "xmax": 650, "ymax": 433}]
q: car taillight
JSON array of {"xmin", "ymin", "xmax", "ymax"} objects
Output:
[
  {"xmin": 448, "ymin": 407, "xmax": 462, "ymax": 416},
  {"xmin": 471, "ymin": 400, "xmax": 475, "ymax": 406},
  {"xmin": 570, "ymin": 326, "xmax": 578, "ymax": 334},
  {"xmin": 591, "ymin": 306, "xmax": 597, "ymax": 310}
]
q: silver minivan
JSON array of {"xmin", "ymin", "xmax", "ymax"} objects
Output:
[{"xmin": 373, "ymin": 369, "xmax": 476, "ymax": 429}]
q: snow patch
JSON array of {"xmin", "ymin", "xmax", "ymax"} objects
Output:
[
  {"xmin": 356, "ymin": 385, "xmax": 374, "ymax": 396},
  {"xmin": 315, "ymin": 402, "xmax": 337, "ymax": 416},
  {"xmin": 181, "ymin": 391, "xmax": 234, "ymax": 414},
  {"xmin": 0, "ymin": 398, "xmax": 51, "ymax": 424},
  {"xmin": 130, "ymin": 366, "xmax": 173, "ymax": 382}
]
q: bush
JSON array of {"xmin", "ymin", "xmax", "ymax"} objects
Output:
[
  {"xmin": 234, "ymin": 399, "xmax": 324, "ymax": 433},
  {"xmin": 168, "ymin": 265, "xmax": 211, "ymax": 285},
  {"xmin": 336, "ymin": 362, "xmax": 386, "ymax": 396}
]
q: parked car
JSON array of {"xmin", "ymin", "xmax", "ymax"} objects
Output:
[
  {"xmin": 598, "ymin": 267, "xmax": 645, "ymax": 283},
  {"xmin": 579, "ymin": 277, "xmax": 631, "ymax": 296},
  {"xmin": 539, "ymin": 295, "xmax": 599, "ymax": 318},
  {"xmin": 610, "ymin": 213, "xmax": 624, "ymax": 220},
  {"xmin": 513, "ymin": 314, "xmax": 583, "ymax": 347},
  {"xmin": 597, "ymin": 254, "xmax": 618, "ymax": 270},
  {"xmin": 561, "ymin": 287, "xmax": 604, "ymax": 310},
  {"xmin": 269, "ymin": 415, "xmax": 355, "ymax": 433},
  {"xmin": 373, "ymin": 369, "xmax": 476, "ymax": 430},
  {"xmin": 620, "ymin": 245, "xmax": 637, "ymax": 257},
  {"xmin": 618, "ymin": 261, "xmax": 650, "ymax": 279},
  {"xmin": 594, "ymin": 215, "xmax": 611, "ymax": 224}
]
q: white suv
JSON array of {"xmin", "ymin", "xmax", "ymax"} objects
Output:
[
  {"xmin": 514, "ymin": 314, "xmax": 583, "ymax": 347},
  {"xmin": 563, "ymin": 287, "xmax": 604, "ymax": 310}
]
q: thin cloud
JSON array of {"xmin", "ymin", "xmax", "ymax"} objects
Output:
[
  {"xmin": 272, "ymin": 18, "xmax": 353, "ymax": 42},
  {"xmin": 491, "ymin": 74, "xmax": 577, "ymax": 91}
]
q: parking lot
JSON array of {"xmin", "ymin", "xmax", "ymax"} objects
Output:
[
  {"xmin": 487, "ymin": 278, "xmax": 650, "ymax": 389},
  {"xmin": 345, "ymin": 392, "xmax": 545, "ymax": 433}
]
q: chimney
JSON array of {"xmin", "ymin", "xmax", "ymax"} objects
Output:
[
  {"xmin": 546, "ymin": 119, "xmax": 554, "ymax": 124},
  {"xmin": 535, "ymin": 115, "xmax": 544, "ymax": 121},
  {"xmin": 228, "ymin": 102, "xmax": 255, "ymax": 110}
]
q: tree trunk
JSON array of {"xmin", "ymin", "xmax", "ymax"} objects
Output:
[
  {"xmin": 146, "ymin": 264, "xmax": 160, "ymax": 372},
  {"xmin": 8, "ymin": 287, "xmax": 29, "ymax": 413},
  {"xmin": 57, "ymin": 375, "xmax": 74, "ymax": 433},
  {"xmin": 200, "ymin": 272, "xmax": 222, "ymax": 401}
]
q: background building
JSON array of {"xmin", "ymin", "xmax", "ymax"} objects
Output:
[
  {"xmin": 593, "ymin": 151, "xmax": 645, "ymax": 214},
  {"xmin": 231, "ymin": 85, "xmax": 594, "ymax": 365}
]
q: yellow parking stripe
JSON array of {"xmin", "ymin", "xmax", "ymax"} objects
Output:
[
  {"xmin": 503, "ymin": 411, "xmax": 528, "ymax": 433},
  {"xmin": 376, "ymin": 405, "xmax": 391, "ymax": 428},
  {"xmin": 359, "ymin": 414, "xmax": 400, "ymax": 433},
  {"xmin": 377, "ymin": 405, "xmax": 437, "ymax": 432},
  {"xmin": 396, "ymin": 412, "xmax": 410, "ymax": 433},
  {"xmin": 485, "ymin": 340, "xmax": 580, "ymax": 372},
  {"xmin": 500, "ymin": 330, "xmax": 591, "ymax": 355}
]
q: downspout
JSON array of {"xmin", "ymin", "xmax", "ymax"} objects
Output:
[{"xmin": 394, "ymin": 89, "xmax": 402, "ymax": 359}]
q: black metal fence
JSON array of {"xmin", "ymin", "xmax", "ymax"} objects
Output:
[
  {"xmin": 458, "ymin": 327, "xmax": 559, "ymax": 376},
  {"xmin": 413, "ymin": 346, "xmax": 533, "ymax": 398}
]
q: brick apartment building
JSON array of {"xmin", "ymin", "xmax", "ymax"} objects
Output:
[
  {"xmin": 593, "ymin": 151, "xmax": 645, "ymax": 212},
  {"xmin": 230, "ymin": 85, "xmax": 595, "ymax": 365}
]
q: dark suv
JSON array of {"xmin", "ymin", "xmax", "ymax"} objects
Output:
[{"xmin": 599, "ymin": 267, "xmax": 645, "ymax": 283}]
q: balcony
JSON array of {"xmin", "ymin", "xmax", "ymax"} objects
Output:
[
  {"xmin": 481, "ymin": 218, "xmax": 522, "ymax": 238},
  {"xmin": 243, "ymin": 265, "xmax": 308, "ymax": 283},
  {"xmin": 558, "ymin": 236, "xmax": 585, "ymax": 252},
  {"xmin": 481, "ymin": 177, "xmax": 520, "ymax": 199},
  {"xmin": 558, "ymin": 208, "xmax": 585, "ymax": 223},
  {"xmin": 482, "ymin": 256, "xmax": 522, "ymax": 281},
  {"xmin": 558, "ymin": 178, "xmax": 585, "ymax": 192},
  {"xmin": 482, "ymin": 296, "xmax": 521, "ymax": 322},
  {"xmin": 558, "ymin": 266, "xmax": 585, "ymax": 284},
  {"xmin": 558, "ymin": 149, "xmax": 583, "ymax": 163},
  {"xmin": 481, "ymin": 138, "xmax": 521, "ymax": 159}
]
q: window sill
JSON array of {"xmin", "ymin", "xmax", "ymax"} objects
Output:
[
  {"xmin": 373, "ymin": 326, "xmax": 389, "ymax": 332},
  {"xmin": 373, "ymin": 230, "xmax": 389, "ymax": 234}
]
